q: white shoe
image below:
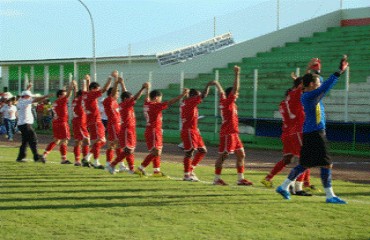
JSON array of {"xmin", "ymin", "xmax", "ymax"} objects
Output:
[
  {"xmin": 119, "ymin": 165, "xmax": 129, "ymax": 173},
  {"xmin": 190, "ymin": 172, "xmax": 199, "ymax": 181},
  {"xmin": 93, "ymin": 159, "xmax": 104, "ymax": 169},
  {"xmin": 106, "ymin": 164, "xmax": 116, "ymax": 174}
]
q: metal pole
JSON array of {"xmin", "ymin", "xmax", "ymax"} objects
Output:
[
  {"xmin": 344, "ymin": 66, "xmax": 350, "ymax": 122},
  {"xmin": 179, "ymin": 71, "xmax": 184, "ymax": 130},
  {"xmin": 44, "ymin": 66, "xmax": 49, "ymax": 95},
  {"xmin": 296, "ymin": 67, "xmax": 300, "ymax": 78},
  {"xmin": 18, "ymin": 66, "xmax": 21, "ymax": 94},
  {"xmin": 59, "ymin": 65, "xmax": 64, "ymax": 89},
  {"xmin": 253, "ymin": 69, "xmax": 258, "ymax": 119},
  {"xmin": 77, "ymin": 0, "xmax": 96, "ymax": 82},
  {"xmin": 24, "ymin": 74, "xmax": 29, "ymax": 90},
  {"xmin": 214, "ymin": 70, "xmax": 219, "ymax": 136},
  {"xmin": 30, "ymin": 66, "xmax": 34, "ymax": 91}
]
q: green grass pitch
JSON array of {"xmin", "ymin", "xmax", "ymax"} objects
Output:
[{"xmin": 0, "ymin": 145, "xmax": 369, "ymax": 240}]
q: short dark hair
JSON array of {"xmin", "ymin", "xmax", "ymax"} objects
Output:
[
  {"xmin": 149, "ymin": 90, "xmax": 162, "ymax": 100},
  {"xmin": 302, "ymin": 73, "xmax": 317, "ymax": 88},
  {"xmin": 89, "ymin": 82, "xmax": 100, "ymax": 90},
  {"xmin": 76, "ymin": 90, "xmax": 83, "ymax": 97},
  {"xmin": 107, "ymin": 87, "xmax": 113, "ymax": 96},
  {"xmin": 56, "ymin": 89, "xmax": 66, "ymax": 97},
  {"xmin": 293, "ymin": 77, "xmax": 303, "ymax": 88},
  {"xmin": 121, "ymin": 91, "xmax": 132, "ymax": 101},
  {"xmin": 189, "ymin": 89, "xmax": 200, "ymax": 97},
  {"xmin": 225, "ymin": 87, "xmax": 233, "ymax": 97}
]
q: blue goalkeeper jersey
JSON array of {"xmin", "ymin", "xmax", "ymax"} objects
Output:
[{"xmin": 301, "ymin": 74, "xmax": 339, "ymax": 133}]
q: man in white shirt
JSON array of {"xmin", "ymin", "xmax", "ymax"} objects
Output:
[{"xmin": 16, "ymin": 84, "xmax": 52, "ymax": 163}]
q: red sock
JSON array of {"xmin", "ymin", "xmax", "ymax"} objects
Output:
[
  {"xmin": 115, "ymin": 148, "xmax": 122, "ymax": 157},
  {"xmin": 126, "ymin": 153, "xmax": 135, "ymax": 171},
  {"xmin": 153, "ymin": 156, "xmax": 161, "ymax": 169},
  {"xmin": 82, "ymin": 145, "xmax": 89, "ymax": 158},
  {"xmin": 106, "ymin": 148, "xmax": 114, "ymax": 163},
  {"xmin": 111, "ymin": 151, "xmax": 127, "ymax": 167},
  {"xmin": 296, "ymin": 170, "xmax": 306, "ymax": 182},
  {"xmin": 215, "ymin": 168, "xmax": 222, "ymax": 175},
  {"xmin": 237, "ymin": 165, "xmax": 244, "ymax": 174},
  {"xmin": 74, "ymin": 146, "xmax": 81, "ymax": 162},
  {"xmin": 91, "ymin": 141, "xmax": 105, "ymax": 159},
  {"xmin": 60, "ymin": 144, "xmax": 67, "ymax": 161},
  {"xmin": 304, "ymin": 169, "xmax": 311, "ymax": 187},
  {"xmin": 183, "ymin": 156, "xmax": 192, "ymax": 173},
  {"xmin": 141, "ymin": 153, "xmax": 154, "ymax": 168},
  {"xmin": 192, "ymin": 152, "xmax": 205, "ymax": 167},
  {"xmin": 44, "ymin": 142, "xmax": 57, "ymax": 156},
  {"xmin": 266, "ymin": 159, "xmax": 287, "ymax": 180}
]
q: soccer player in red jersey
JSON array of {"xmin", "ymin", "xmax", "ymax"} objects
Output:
[
  {"xmin": 102, "ymin": 78, "xmax": 122, "ymax": 169},
  {"xmin": 134, "ymin": 86, "xmax": 189, "ymax": 177},
  {"xmin": 107, "ymin": 78, "xmax": 149, "ymax": 174},
  {"xmin": 43, "ymin": 80, "xmax": 75, "ymax": 164},
  {"xmin": 72, "ymin": 75, "xmax": 90, "ymax": 167},
  {"xmin": 212, "ymin": 66, "xmax": 253, "ymax": 186},
  {"xmin": 180, "ymin": 81, "xmax": 213, "ymax": 181},
  {"xmin": 83, "ymin": 72, "xmax": 113, "ymax": 169}
]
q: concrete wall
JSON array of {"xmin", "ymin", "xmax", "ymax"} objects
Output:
[{"xmin": 342, "ymin": 7, "xmax": 370, "ymax": 19}]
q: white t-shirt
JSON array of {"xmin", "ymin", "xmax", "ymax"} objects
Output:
[
  {"xmin": 17, "ymin": 98, "xmax": 34, "ymax": 125},
  {"xmin": 0, "ymin": 105, "xmax": 17, "ymax": 120}
]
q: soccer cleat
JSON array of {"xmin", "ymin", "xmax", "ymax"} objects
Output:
[
  {"xmin": 61, "ymin": 160, "xmax": 72, "ymax": 164},
  {"xmin": 183, "ymin": 175, "xmax": 198, "ymax": 182},
  {"xmin": 326, "ymin": 196, "xmax": 347, "ymax": 204},
  {"xmin": 74, "ymin": 162, "xmax": 82, "ymax": 167},
  {"xmin": 289, "ymin": 185, "xmax": 296, "ymax": 195},
  {"xmin": 276, "ymin": 186, "xmax": 291, "ymax": 200},
  {"xmin": 152, "ymin": 171, "xmax": 169, "ymax": 178},
  {"xmin": 133, "ymin": 168, "xmax": 147, "ymax": 177},
  {"xmin": 81, "ymin": 159, "xmax": 91, "ymax": 168},
  {"xmin": 260, "ymin": 178, "xmax": 273, "ymax": 188},
  {"xmin": 213, "ymin": 179, "xmax": 228, "ymax": 186},
  {"xmin": 118, "ymin": 165, "xmax": 129, "ymax": 173},
  {"xmin": 34, "ymin": 155, "xmax": 46, "ymax": 164},
  {"xmin": 106, "ymin": 164, "xmax": 116, "ymax": 175},
  {"xmin": 16, "ymin": 159, "xmax": 27, "ymax": 163},
  {"xmin": 190, "ymin": 172, "xmax": 200, "ymax": 182},
  {"xmin": 237, "ymin": 179, "xmax": 253, "ymax": 186},
  {"xmin": 93, "ymin": 160, "xmax": 104, "ymax": 169},
  {"xmin": 295, "ymin": 191, "xmax": 312, "ymax": 196}
]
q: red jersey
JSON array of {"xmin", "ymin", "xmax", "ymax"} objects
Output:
[
  {"xmin": 103, "ymin": 96, "xmax": 120, "ymax": 125},
  {"xmin": 143, "ymin": 99, "xmax": 168, "ymax": 130},
  {"xmin": 220, "ymin": 93, "xmax": 239, "ymax": 136},
  {"xmin": 83, "ymin": 90, "xmax": 102, "ymax": 124},
  {"xmin": 279, "ymin": 100, "xmax": 294, "ymax": 136},
  {"xmin": 287, "ymin": 88, "xmax": 304, "ymax": 133},
  {"xmin": 72, "ymin": 94, "xmax": 86, "ymax": 123},
  {"xmin": 119, "ymin": 98, "xmax": 136, "ymax": 128},
  {"xmin": 52, "ymin": 96, "xmax": 68, "ymax": 123},
  {"xmin": 180, "ymin": 96, "xmax": 202, "ymax": 130}
]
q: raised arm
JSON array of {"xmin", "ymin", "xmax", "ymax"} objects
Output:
[
  {"xmin": 200, "ymin": 81, "xmax": 214, "ymax": 99},
  {"xmin": 33, "ymin": 93, "xmax": 53, "ymax": 103},
  {"xmin": 144, "ymin": 82, "xmax": 151, "ymax": 102},
  {"xmin": 133, "ymin": 82, "xmax": 149, "ymax": 101},
  {"xmin": 213, "ymin": 81, "xmax": 225, "ymax": 98},
  {"xmin": 65, "ymin": 80, "xmax": 75, "ymax": 99},
  {"xmin": 232, "ymin": 65, "xmax": 241, "ymax": 95},
  {"xmin": 167, "ymin": 88, "xmax": 189, "ymax": 106},
  {"xmin": 101, "ymin": 74, "xmax": 113, "ymax": 94},
  {"xmin": 118, "ymin": 76, "xmax": 128, "ymax": 92},
  {"xmin": 26, "ymin": 83, "xmax": 32, "ymax": 91},
  {"xmin": 84, "ymin": 74, "xmax": 91, "ymax": 91}
]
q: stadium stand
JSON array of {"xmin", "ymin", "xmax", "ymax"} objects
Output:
[{"xmin": 134, "ymin": 24, "xmax": 370, "ymax": 153}]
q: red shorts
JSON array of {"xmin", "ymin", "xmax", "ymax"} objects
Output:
[
  {"xmin": 219, "ymin": 133, "xmax": 244, "ymax": 154},
  {"xmin": 181, "ymin": 128, "xmax": 205, "ymax": 151},
  {"xmin": 87, "ymin": 121, "xmax": 106, "ymax": 142},
  {"xmin": 72, "ymin": 119, "xmax": 90, "ymax": 141},
  {"xmin": 52, "ymin": 121, "xmax": 70, "ymax": 140},
  {"xmin": 119, "ymin": 127, "xmax": 136, "ymax": 149},
  {"xmin": 145, "ymin": 128, "xmax": 163, "ymax": 151},
  {"xmin": 282, "ymin": 132, "xmax": 302, "ymax": 157},
  {"xmin": 107, "ymin": 122, "xmax": 121, "ymax": 142}
]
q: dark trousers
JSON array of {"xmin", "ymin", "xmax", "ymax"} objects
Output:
[{"xmin": 16, "ymin": 124, "xmax": 40, "ymax": 161}]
